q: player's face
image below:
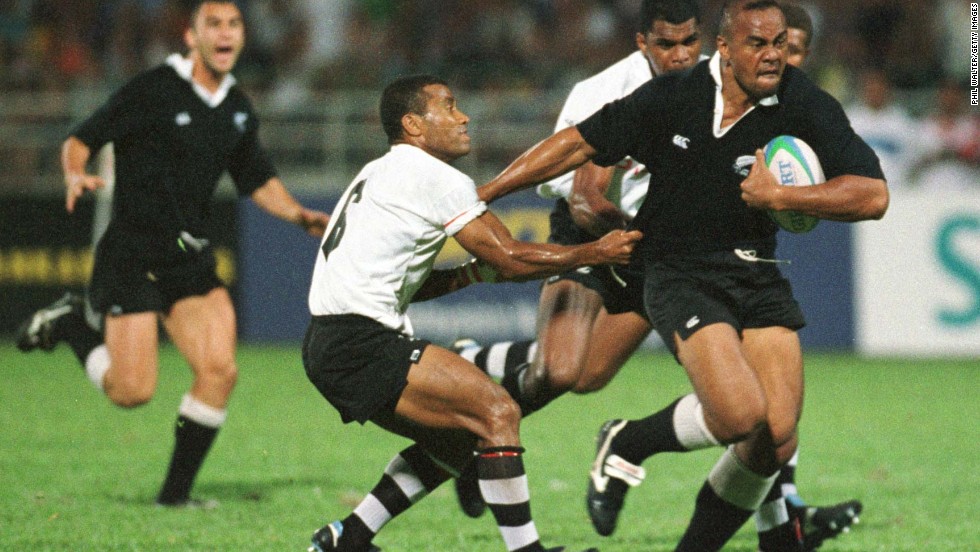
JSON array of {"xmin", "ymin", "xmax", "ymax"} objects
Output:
[
  {"xmin": 785, "ymin": 27, "xmax": 810, "ymax": 68},
  {"xmin": 418, "ymin": 84, "xmax": 471, "ymax": 163},
  {"xmin": 636, "ymin": 18, "xmax": 702, "ymax": 77},
  {"xmin": 718, "ymin": 6, "xmax": 787, "ymax": 100},
  {"xmin": 186, "ymin": 2, "xmax": 245, "ymax": 78}
]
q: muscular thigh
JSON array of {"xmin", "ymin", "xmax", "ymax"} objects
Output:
[
  {"xmin": 395, "ymin": 346, "xmax": 514, "ymax": 436},
  {"xmin": 576, "ymin": 310, "xmax": 651, "ymax": 393},
  {"xmin": 676, "ymin": 323, "xmax": 764, "ymax": 426},
  {"xmin": 741, "ymin": 327, "xmax": 804, "ymax": 431},
  {"xmin": 104, "ymin": 311, "xmax": 161, "ymax": 384},
  {"xmin": 163, "ymin": 287, "xmax": 236, "ymax": 372},
  {"xmin": 534, "ymin": 278, "xmax": 604, "ymax": 378}
]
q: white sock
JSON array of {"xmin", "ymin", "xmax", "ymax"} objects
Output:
[
  {"xmin": 178, "ymin": 394, "xmax": 227, "ymax": 428},
  {"xmin": 84, "ymin": 345, "xmax": 110, "ymax": 392},
  {"xmin": 485, "ymin": 342, "xmax": 514, "ymax": 380},
  {"xmin": 708, "ymin": 446, "xmax": 778, "ymax": 511},
  {"xmin": 674, "ymin": 393, "xmax": 721, "ymax": 450}
]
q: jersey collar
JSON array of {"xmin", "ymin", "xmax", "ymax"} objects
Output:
[
  {"xmin": 166, "ymin": 53, "xmax": 236, "ymax": 108},
  {"xmin": 709, "ymin": 52, "xmax": 778, "ymax": 138}
]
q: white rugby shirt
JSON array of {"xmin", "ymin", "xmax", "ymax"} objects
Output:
[{"xmin": 308, "ymin": 144, "xmax": 486, "ymax": 335}]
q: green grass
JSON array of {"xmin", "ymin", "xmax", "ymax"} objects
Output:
[{"xmin": 1, "ymin": 342, "xmax": 977, "ymax": 551}]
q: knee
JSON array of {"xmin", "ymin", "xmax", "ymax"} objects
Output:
[
  {"xmin": 707, "ymin": 396, "xmax": 769, "ymax": 444},
  {"xmin": 525, "ymin": 356, "xmax": 579, "ymax": 397},
  {"xmin": 106, "ymin": 376, "xmax": 155, "ymax": 408},
  {"xmin": 571, "ymin": 364, "xmax": 614, "ymax": 394},
  {"xmin": 479, "ymin": 386, "xmax": 522, "ymax": 439},
  {"xmin": 197, "ymin": 359, "xmax": 238, "ymax": 391},
  {"xmin": 768, "ymin": 412, "xmax": 800, "ymax": 459}
]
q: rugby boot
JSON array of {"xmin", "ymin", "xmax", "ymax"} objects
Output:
[
  {"xmin": 309, "ymin": 521, "xmax": 382, "ymax": 552},
  {"xmin": 16, "ymin": 293, "xmax": 82, "ymax": 352},
  {"xmin": 586, "ymin": 419, "xmax": 645, "ymax": 536},
  {"xmin": 788, "ymin": 495, "xmax": 862, "ymax": 551}
]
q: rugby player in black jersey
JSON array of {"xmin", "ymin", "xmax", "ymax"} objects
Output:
[
  {"xmin": 16, "ymin": 0, "xmax": 329, "ymax": 508},
  {"xmin": 476, "ymin": 1, "xmax": 888, "ymax": 550}
]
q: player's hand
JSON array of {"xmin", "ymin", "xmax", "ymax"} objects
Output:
[
  {"xmin": 65, "ymin": 172, "xmax": 106, "ymax": 213},
  {"xmin": 299, "ymin": 208, "xmax": 330, "ymax": 238},
  {"xmin": 568, "ymin": 190, "xmax": 630, "ymax": 237},
  {"xmin": 740, "ymin": 149, "xmax": 783, "ymax": 210},
  {"xmin": 593, "ymin": 229, "xmax": 642, "ymax": 265}
]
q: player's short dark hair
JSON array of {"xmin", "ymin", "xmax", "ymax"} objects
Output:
[
  {"xmin": 638, "ymin": 0, "xmax": 701, "ymax": 33},
  {"xmin": 380, "ymin": 74, "xmax": 448, "ymax": 144},
  {"xmin": 186, "ymin": 0, "xmax": 240, "ymax": 24},
  {"xmin": 780, "ymin": 2, "xmax": 813, "ymax": 47},
  {"xmin": 718, "ymin": 0, "xmax": 783, "ymax": 40}
]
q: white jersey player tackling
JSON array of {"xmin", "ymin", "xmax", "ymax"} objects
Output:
[{"xmin": 303, "ymin": 74, "xmax": 639, "ymax": 552}]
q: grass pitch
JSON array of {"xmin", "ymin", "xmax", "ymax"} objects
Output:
[{"xmin": 0, "ymin": 342, "xmax": 976, "ymax": 551}]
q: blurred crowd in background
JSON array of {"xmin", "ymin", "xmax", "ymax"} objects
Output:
[{"xmin": 0, "ymin": 0, "xmax": 977, "ymax": 192}]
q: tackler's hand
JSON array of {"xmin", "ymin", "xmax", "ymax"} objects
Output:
[{"xmin": 594, "ymin": 229, "xmax": 643, "ymax": 265}]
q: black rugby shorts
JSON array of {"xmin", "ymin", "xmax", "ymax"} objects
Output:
[
  {"xmin": 303, "ymin": 314, "xmax": 430, "ymax": 424},
  {"xmin": 88, "ymin": 226, "xmax": 223, "ymax": 316},
  {"xmin": 644, "ymin": 251, "xmax": 805, "ymax": 355}
]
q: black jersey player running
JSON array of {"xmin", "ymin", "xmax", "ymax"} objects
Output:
[
  {"xmin": 455, "ymin": 1, "xmax": 862, "ymax": 550},
  {"xmin": 476, "ymin": 1, "xmax": 888, "ymax": 550},
  {"xmin": 16, "ymin": 0, "xmax": 329, "ymax": 507}
]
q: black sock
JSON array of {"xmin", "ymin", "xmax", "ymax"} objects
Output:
[
  {"xmin": 675, "ymin": 481, "xmax": 755, "ymax": 551},
  {"xmin": 499, "ymin": 362, "xmax": 530, "ymax": 409},
  {"xmin": 52, "ymin": 312, "xmax": 102, "ymax": 365},
  {"xmin": 156, "ymin": 416, "xmax": 218, "ymax": 504},
  {"xmin": 613, "ymin": 397, "xmax": 687, "ymax": 464}
]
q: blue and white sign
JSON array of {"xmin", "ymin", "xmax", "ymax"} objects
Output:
[{"xmin": 855, "ymin": 189, "xmax": 980, "ymax": 356}]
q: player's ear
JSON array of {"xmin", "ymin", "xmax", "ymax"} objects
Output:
[
  {"xmin": 184, "ymin": 27, "xmax": 195, "ymax": 51},
  {"xmin": 635, "ymin": 31, "xmax": 647, "ymax": 53},
  {"xmin": 716, "ymin": 35, "xmax": 729, "ymax": 62},
  {"xmin": 402, "ymin": 113, "xmax": 424, "ymax": 138}
]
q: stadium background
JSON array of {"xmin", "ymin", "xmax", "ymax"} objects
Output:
[{"xmin": 0, "ymin": 0, "xmax": 977, "ymax": 357}]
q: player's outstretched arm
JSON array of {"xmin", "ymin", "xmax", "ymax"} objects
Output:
[
  {"xmin": 250, "ymin": 177, "xmax": 331, "ymax": 237},
  {"xmin": 478, "ymin": 127, "xmax": 597, "ymax": 204},
  {"xmin": 412, "ymin": 212, "xmax": 639, "ymax": 303},
  {"xmin": 740, "ymin": 150, "xmax": 889, "ymax": 222},
  {"xmin": 456, "ymin": 211, "xmax": 640, "ymax": 282},
  {"xmin": 61, "ymin": 136, "xmax": 106, "ymax": 214}
]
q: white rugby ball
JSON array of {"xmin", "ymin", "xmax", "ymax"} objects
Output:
[{"xmin": 763, "ymin": 135, "xmax": 822, "ymax": 233}]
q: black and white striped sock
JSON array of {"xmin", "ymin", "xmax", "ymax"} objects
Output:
[
  {"xmin": 477, "ymin": 446, "xmax": 544, "ymax": 552},
  {"xmin": 339, "ymin": 444, "xmax": 451, "ymax": 549},
  {"xmin": 471, "ymin": 340, "xmax": 537, "ymax": 380}
]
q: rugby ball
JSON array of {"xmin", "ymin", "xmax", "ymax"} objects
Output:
[{"xmin": 763, "ymin": 135, "xmax": 822, "ymax": 233}]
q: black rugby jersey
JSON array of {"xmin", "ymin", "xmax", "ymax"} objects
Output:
[
  {"xmin": 577, "ymin": 59, "xmax": 884, "ymax": 259},
  {"xmin": 72, "ymin": 62, "xmax": 275, "ymax": 239}
]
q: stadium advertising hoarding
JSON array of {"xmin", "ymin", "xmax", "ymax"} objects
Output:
[
  {"xmin": 855, "ymin": 189, "xmax": 980, "ymax": 357},
  {"xmin": 0, "ymin": 197, "xmax": 239, "ymax": 336}
]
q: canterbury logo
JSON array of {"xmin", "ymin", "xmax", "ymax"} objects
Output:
[
  {"xmin": 175, "ymin": 112, "xmax": 191, "ymax": 126},
  {"xmin": 672, "ymin": 134, "xmax": 690, "ymax": 149},
  {"xmin": 686, "ymin": 315, "xmax": 701, "ymax": 329}
]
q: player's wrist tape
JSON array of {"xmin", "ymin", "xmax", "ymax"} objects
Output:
[{"xmin": 457, "ymin": 259, "xmax": 499, "ymax": 285}]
